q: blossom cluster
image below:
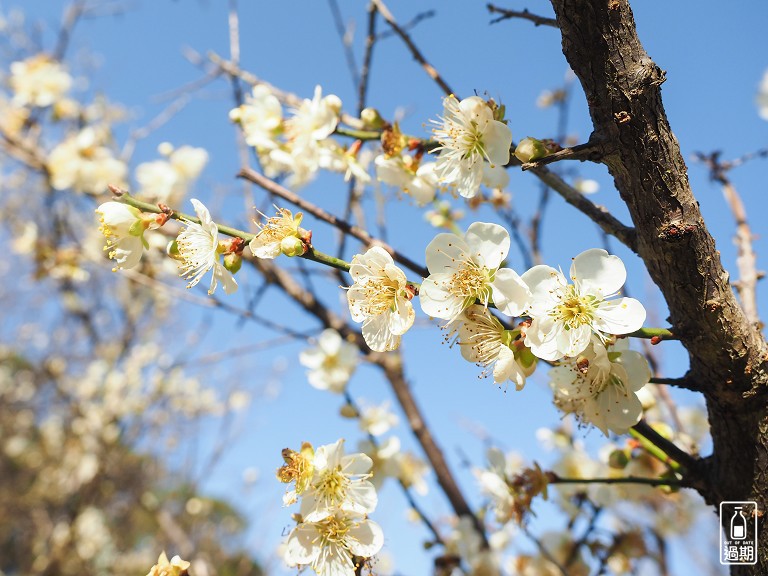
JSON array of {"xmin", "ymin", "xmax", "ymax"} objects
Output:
[
  {"xmin": 230, "ymin": 85, "xmax": 368, "ymax": 189},
  {"xmin": 277, "ymin": 439, "xmax": 383, "ymax": 576},
  {"xmin": 346, "ymin": 223, "xmax": 650, "ymax": 435}
]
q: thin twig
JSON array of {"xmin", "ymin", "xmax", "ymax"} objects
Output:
[
  {"xmin": 327, "ymin": 0, "xmax": 360, "ymax": 89},
  {"xmin": 630, "ymin": 419, "xmax": 698, "ymax": 474},
  {"xmin": 371, "ymin": 0, "xmax": 454, "ymax": 96},
  {"xmin": 238, "ymin": 167, "xmax": 430, "ymax": 278},
  {"xmin": 694, "ymin": 151, "xmax": 761, "ymax": 325},
  {"xmin": 487, "ymin": 4, "xmax": 558, "ymax": 27}
]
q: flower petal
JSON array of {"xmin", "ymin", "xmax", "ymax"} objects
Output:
[
  {"xmin": 362, "ymin": 313, "xmax": 399, "ymax": 352},
  {"xmin": 419, "ymin": 274, "xmax": 466, "ymax": 320},
  {"xmin": 593, "ymin": 297, "xmax": 646, "ymax": 335},
  {"xmin": 570, "ymin": 248, "xmax": 626, "ymax": 297},
  {"xmin": 425, "ymin": 233, "xmax": 470, "ymax": 275},
  {"xmin": 465, "ymin": 222, "xmax": 510, "ymax": 270},
  {"xmin": 491, "ymin": 268, "xmax": 531, "ymax": 316},
  {"xmin": 347, "ymin": 519, "xmax": 384, "ymax": 558},
  {"xmin": 284, "ymin": 523, "xmax": 319, "ymax": 565}
]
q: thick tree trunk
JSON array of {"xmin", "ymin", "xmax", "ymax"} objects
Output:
[{"xmin": 548, "ymin": 0, "xmax": 768, "ymax": 572}]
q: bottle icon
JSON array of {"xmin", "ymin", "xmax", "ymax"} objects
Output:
[{"xmin": 731, "ymin": 506, "xmax": 747, "ymax": 540}]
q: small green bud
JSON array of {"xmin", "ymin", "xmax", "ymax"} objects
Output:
[
  {"xmin": 128, "ymin": 217, "xmax": 146, "ymax": 237},
  {"xmin": 608, "ymin": 449, "xmax": 630, "ymax": 469},
  {"xmin": 280, "ymin": 236, "xmax": 305, "ymax": 257},
  {"xmin": 223, "ymin": 252, "xmax": 242, "ymax": 274},
  {"xmin": 360, "ymin": 107, "xmax": 385, "ymax": 130},
  {"xmin": 514, "ymin": 137, "xmax": 549, "ymax": 163}
]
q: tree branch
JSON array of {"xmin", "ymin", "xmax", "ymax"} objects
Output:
[{"xmin": 487, "ymin": 4, "xmax": 558, "ymax": 27}]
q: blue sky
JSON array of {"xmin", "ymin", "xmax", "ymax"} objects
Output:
[{"xmin": 15, "ymin": 1, "xmax": 768, "ymax": 573}]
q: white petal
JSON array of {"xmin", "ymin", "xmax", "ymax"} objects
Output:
[
  {"xmin": 483, "ymin": 121, "xmax": 513, "ymax": 166},
  {"xmin": 318, "ymin": 329, "xmax": 342, "ymax": 355},
  {"xmin": 362, "ymin": 314, "xmax": 399, "ymax": 352},
  {"xmin": 388, "ymin": 298, "xmax": 415, "ymax": 336},
  {"xmin": 347, "ymin": 519, "xmax": 384, "ymax": 558},
  {"xmin": 559, "ymin": 324, "xmax": 592, "ymax": 358},
  {"xmin": 615, "ymin": 350, "xmax": 651, "ymax": 391},
  {"xmin": 521, "ymin": 265, "xmax": 564, "ymax": 316},
  {"xmin": 524, "ymin": 317, "xmax": 563, "ymax": 361},
  {"xmin": 345, "ymin": 481, "xmax": 378, "ymax": 514},
  {"xmin": 465, "ymin": 222, "xmax": 510, "ymax": 269},
  {"xmin": 491, "ymin": 268, "xmax": 531, "ymax": 316},
  {"xmin": 570, "ymin": 248, "xmax": 626, "ymax": 297},
  {"xmin": 481, "ymin": 162, "xmax": 510, "ymax": 189},
  {"xmin": 493, "ymin": 346, "xmax": 526, "ymax": 390},
  {"xmin": 342, "ymin": 453, "xmax": 373, "ymax": 475},
  {"xmin": 425, "ymin": 233, "xmax": 469, "ymax": 275},
  {"xmin": 249, "ymin": 237, "xmax": 282, "ymax": 259},
  {"xmin": 593, "ymin": 298, "xmax": 646, "ymax": 335},
  {"xmin": 284, "ymin": 523, "xmax": 319, "ymax": 565},
  {"xmin": 299, "ymin": 348, "xmax": 325, "ymax": 370},
  {"xmin": 214, "ymin": 263, "xmax": 238, "ymax": 295},
  {"xmin": 419, "ymin": 274, "xmax": 466, "ymax": 320}
]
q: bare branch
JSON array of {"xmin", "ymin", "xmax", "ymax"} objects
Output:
[
  {"xmin": 238, "ymin": 167, "xmax": 430, "ymax": 278},
  {"xmin": 487, "ymin": 4, "xmax": 558, "ymax": 28},
  {"xmin": 371, "ymin": 0, "xmax": 454, "ymax": 96}
]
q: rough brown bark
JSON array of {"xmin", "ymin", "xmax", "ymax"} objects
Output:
[{"xmin": 548, "ymin": 0, "xmax": 768, "ymax": 572}]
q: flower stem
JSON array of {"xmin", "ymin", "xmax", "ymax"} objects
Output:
[
  {"xmin": 549, "ymin": 474, "xmax": 682, "ymax": 488},
  {"xmin": 627, "ymin": 327, "xmax": 676, "ymax": 340}
]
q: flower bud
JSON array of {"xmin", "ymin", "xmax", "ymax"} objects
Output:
[
  {"xmin": 339, "ymin": 404, "xmax": 358, "ymax": 419},
  {"xmin": 223, "ymin": 252, "xmax": 242, "ymax": 274},
  {"xmin": 360, "ymin": 107, "xmax": 385, "ymax": 129},
  {"xmin": 280, "ymin": 235, "xmax": 305, "ymax": 257},
  {"xmin": 514, "ymin": 137, "xmax": 549, "ymax": 163},
  {"xmin": 608, "ymin": 448, "xmax": 630, "ymax": 469}
]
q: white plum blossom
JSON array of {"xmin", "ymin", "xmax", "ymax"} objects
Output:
[
  {"xmin": 523, "ymin": 248, "xmax": 646, "ymax": 361},
  {"xmin": 249, "ymin": 207, "xmax": 307, "ymax": 259},
  {"xmin": 136, "ymin": 143, "xmax": 208, "ymax": 204},
  {"xmin": 374, "ymin": 153, "xmax": 439, "ymax": 205},
  {"xmin": 473, "ymin": 447, "xmax": 523, "ymax": 524},
  {"xmin": 175, "ymin": 199, "xmax": 237, "ymax": 295},
  {"xmin": 10, "ymin": 54, "xmax": 72, "ymax": 107},
  {"xmin": 431, "ymin": 95, "xmax": 512, "ymax": 198},
  {"xmin": 299, "ymin": 329, "xmax": 358, "ymax": 393},
  {"xmin": 47, "ymin": 127, "xmax": 127, "ymax": 194},
  {"xmin": 550, "ymin": 337, "xmax": 651, "ymax": 435},
  {"xmin": 284, "ymin": 511, "xmax": 384, "ymax": 576},
  {"xmin": 96, "ymin": 201, "xmax": 158, "ymax": 270},
  {"xmin": 358, "ymin": 402, "xmax": 398, "ymax": 437},
  {"xmin": 300, "ymin": 439, "xmax": 377, "ymax": 522},
  {"xmin": 285, "ymin": 85, "xmax": 342, "ymax": 144},
  {"xmin": 229, "ymin": 84, "xmax": 283, "ymax": 149},
  {"xmin": 420, "ymin": 222, "xmax": 530, "ymax": 321},
  {"xmin": 446, "ymin": 304, "xmax": 536, "ymax": 390},
  {"xmin": 347, "ymin": 246, "xmax": 415, "ymax": 352}
]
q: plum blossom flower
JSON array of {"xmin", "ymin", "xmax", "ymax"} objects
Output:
[
  {"xmin": 358, "ymin": 402, "xmax": 398, "ymax": 437},
  {"xmin": 523, "ymin": 248, "xmax": 646, "ymax": 361},
  {"xmin": 347, "ymin": 246, "xmax": 415, "ymax": 352},
  {"xmin": 175, "ymin": 199, "xmax": 237, "ymax": 295},
  {"xmin": 284, "ymin": 511, "xmax": 383, "ymax": 576},
  {"xmin": 249, "ymin": 207, "xmax": 308, "ymax": 259},
  {"xmin": 47, "ymin": 127, "xmax": 127, "ymax": 194},
  {"xmin": 96, "ymin": 201, "xmax": 159, "ymax": 270},
  {"xmin": 374, "ymin": 153, "xmax": 439, "ymax": 205},
  {"xmin": 146, "ymin": 552, "xmax": 190, "ymax": 576},
  {"xmin": 299, "ymin": 329, "xmax": 358, "ymax": 393},
  {"xmin": 446, "ymin": 305, "xmax": 536, "ymax": 390},
  {"xmin": 431, "ymin": 95, "xmax": 512, "ymax": 198},
  {"xmin": 10, "ymin": 54, "xmax": 72, "ymax": 107},
  {"xmin": 136, "ymin": 143, "xmax": 208, "ymax": 204},
  {"xmin": 229, "ymin": 84, "xmax": 283, "ymax": 149},
  {"xmin": 285, "ymin": 85, "xmax": 342, "ymax": 144},
  {"xmin": 300, "ymin": 439, "xmax": 377, "ymax": 522},
  {"xmin": 420, "ymin": 222, "xmax": 530, "ymax": 321},
  {"xmin": 550, "ymin": 337, "xmax": 650, "ymax": 435}
]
